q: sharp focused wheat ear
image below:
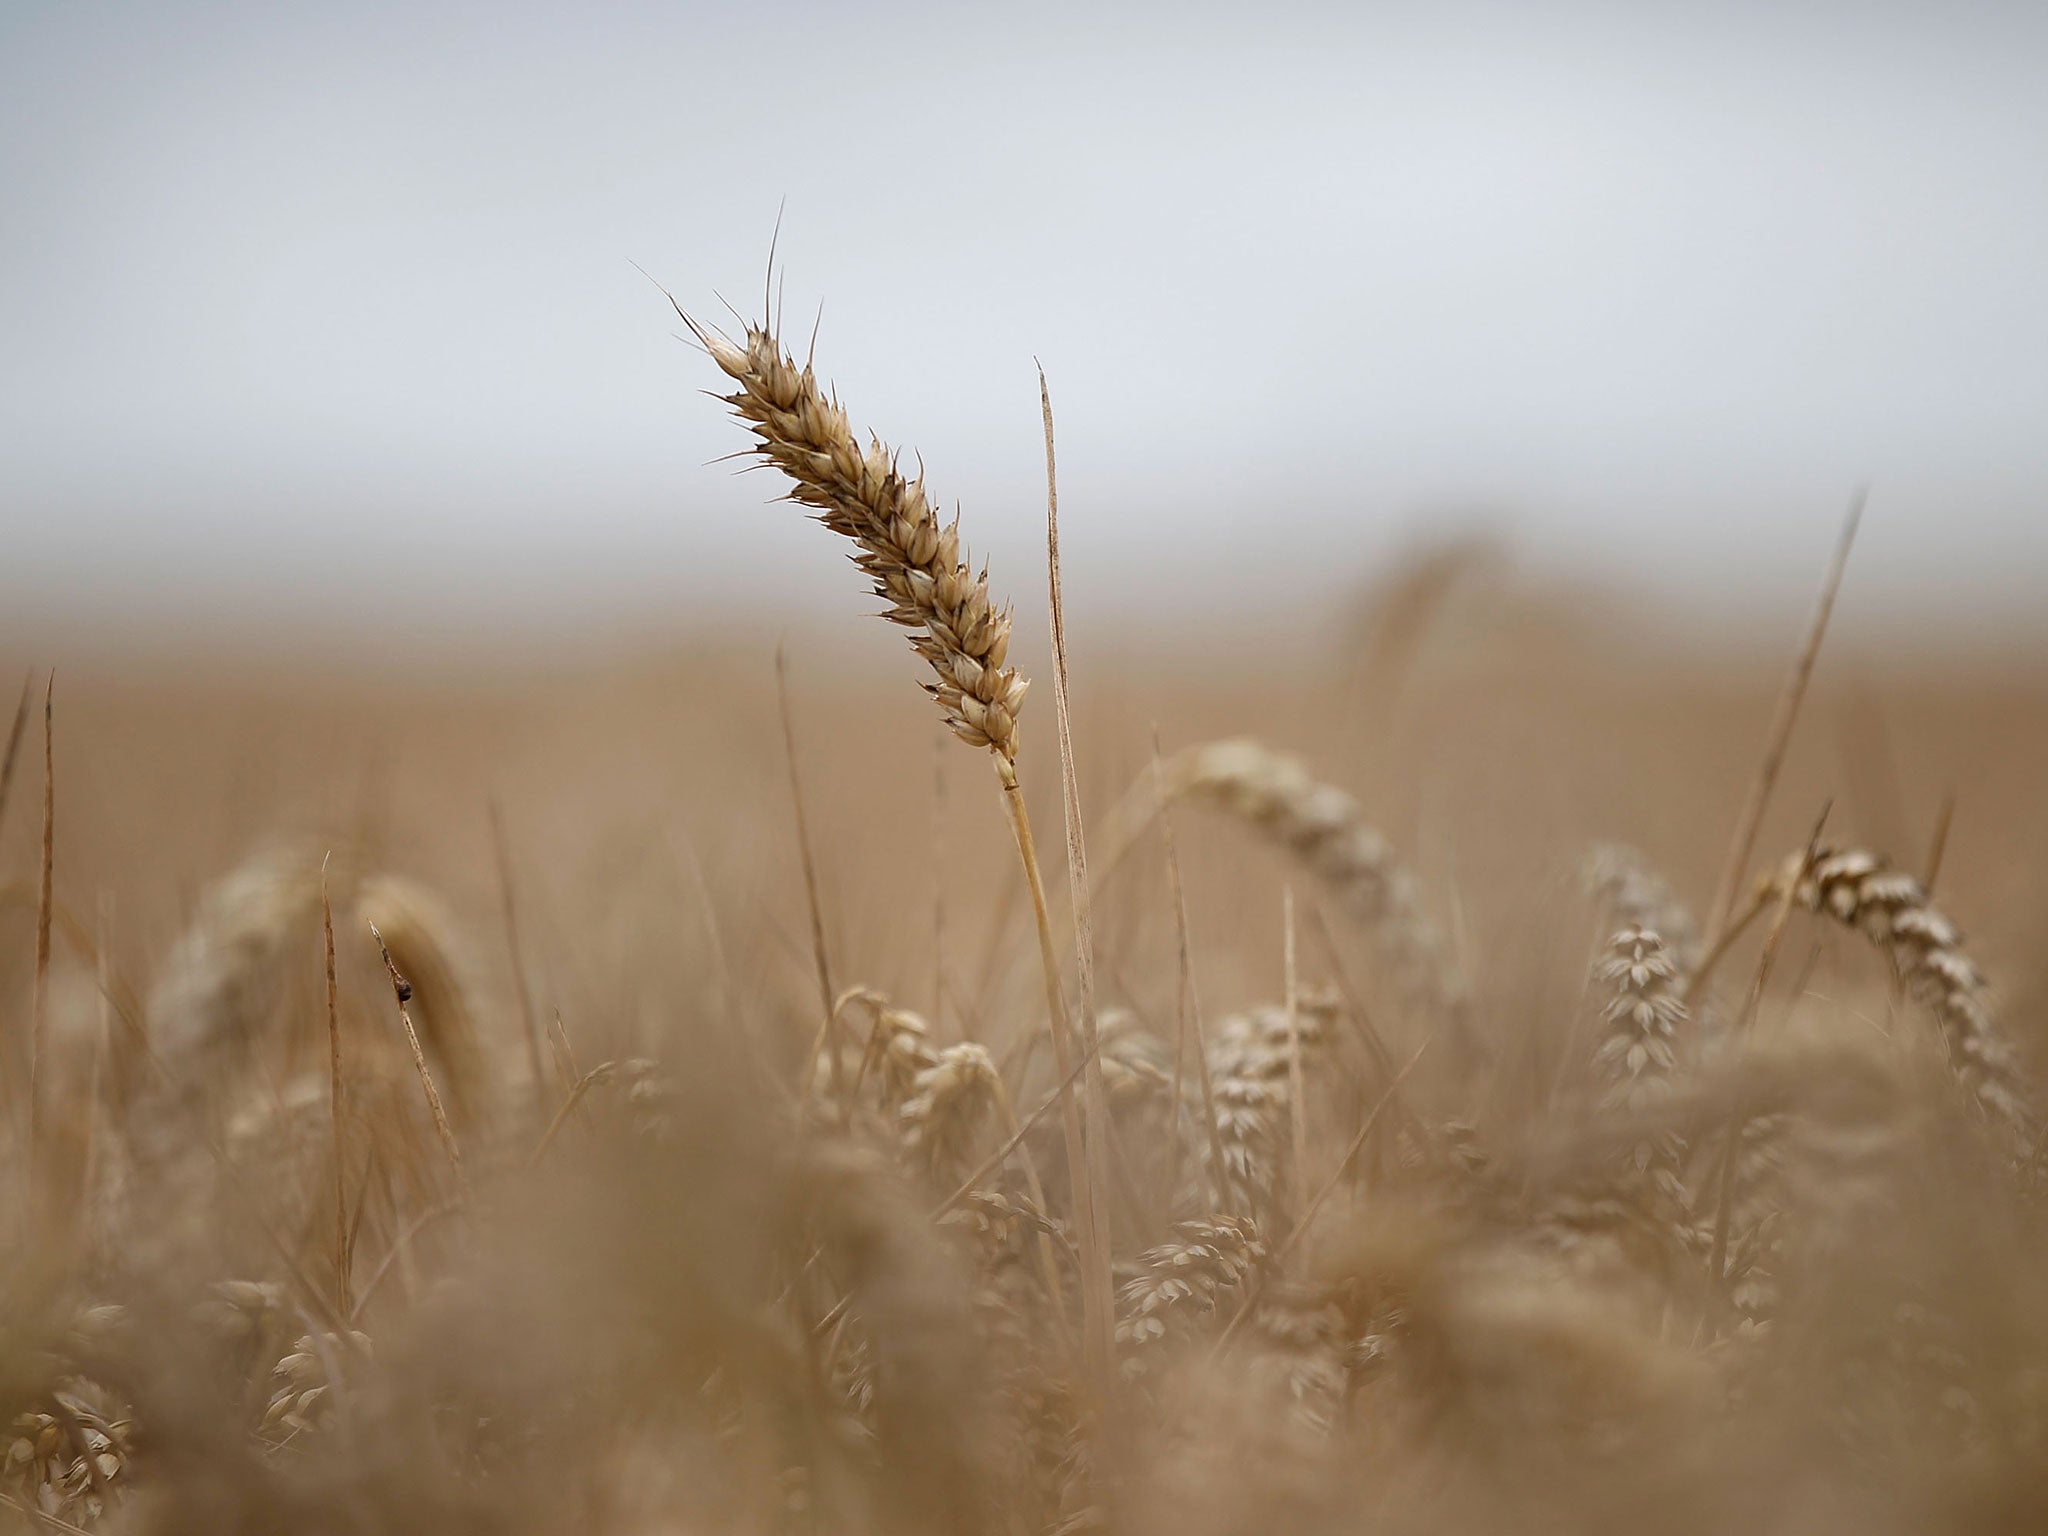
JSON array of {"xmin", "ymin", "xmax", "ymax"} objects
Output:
[{"xmin": 686, "ymin": 316, "xmax": 1029, "ymax": 759}]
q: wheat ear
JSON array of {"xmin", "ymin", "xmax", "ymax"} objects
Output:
[
  {"xmin": 687, "ymin": 318, "xmax": 1028, "ymax": 756},
  {"xmin": 899, "ymin": 1042, "xmax": 1001, "ymax": 1185},
  {"xmin": 1790, "ymin": 847, "xmax": 2032, "ymax": 1147},
  {"xmin": 1116, "ymin": 1216, "xmax": 1266, "ymax": 1375},
  {"xmin": 1204, "ymin": 999, "xmax": 1336, "ymax": 1220},
  {"xmin": 1589, "ymin": 926, "xmax": 1689, "ymax": 1193}
]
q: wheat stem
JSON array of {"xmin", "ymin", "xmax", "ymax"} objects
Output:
[
  {"xmin": 321, "ymin": 854, "xmax": 349, "ymax": 1316},
  {"xmin": 1703, "ymin": 493, "xmax": 1862, "ymax": 949},
  {"xmin": 368, "ymin": 921, "xmax": 469, "ymax": 1196},
  {"xmin": 1036, "ymin": 367, "xmax": 1117, "ymax": 1402},
  {"xmin": 488, "ymin": 801, "xmax": 551, "ymax": 1118},
  {"xmin": 27, "ymin": 674, "xmax": 54, "ymax": 1197}
]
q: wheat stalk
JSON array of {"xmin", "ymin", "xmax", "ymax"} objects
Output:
[
  {"xmin": 367, "ymin": 922, "xmax": 468, "ymax": 1195},
  {"xmin": 1702, "ymin": 494, "xmax": 1862, "ymax": 946},
  {"xmin": 677, "ymin": 298, "xmax": 1115, "ymax": 1397},
  {"xmin": 27, "ymin": 676, "xmax": 55, "ymax": 1196}
]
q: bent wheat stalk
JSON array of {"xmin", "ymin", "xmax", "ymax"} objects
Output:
[
  {"xmin": 676, "ymin": 300, "xmax": 1115, "ymax": 1396},
  {"xmin": 1098, "ymin": 738, "xmax": 1467, "ymax": 1028}
]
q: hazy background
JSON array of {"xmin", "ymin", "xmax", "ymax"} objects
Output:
[{"xmin": 4, "ymin": 0, "xmax": 2045, "ymax": 662}]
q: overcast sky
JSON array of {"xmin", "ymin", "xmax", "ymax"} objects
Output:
[{"xmin": 3, "ymin": 0, "xmax": 2045, "ymax": 656}]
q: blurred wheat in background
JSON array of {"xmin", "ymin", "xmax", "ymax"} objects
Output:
[{"xmin": 0, "ymin": 266, "xmax": 2045, "ymax": 1536}]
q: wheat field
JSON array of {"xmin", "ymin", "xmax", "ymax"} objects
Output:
[{"xmin": 1, "ymin": 309, "xmax": 2046, "ymax": 1535}]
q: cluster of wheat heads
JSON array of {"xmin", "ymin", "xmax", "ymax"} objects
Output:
[{"xmin": 0, "ymin": 296, "xmax": 2044, "ymax": 1536}]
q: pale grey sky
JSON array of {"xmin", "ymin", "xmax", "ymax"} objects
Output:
[{"xmin": 3, "ymin": 0, "xmax": 2045, "ymax": 656}]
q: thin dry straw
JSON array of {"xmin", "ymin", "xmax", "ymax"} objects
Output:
[
  {"xmin": 1282, "ymin": 888, "xmax": 1309, "ymax": 1215},
  {"xmin": 1682, "ymin": 886, "xmax": 1771, "ymax": 1007},
  {"xmin": 1303, "ymin": 902, "xmax": 1430, "ymax": 1161},
  {"xmin": 1154, "ymin": 727, "xmax": 1227, "ymax": 1208},
  {"xmin": 980, "ymin": 1070, "xmax": 1082, "ymax": 1361},
  {"xmin": 548, "ymin": 1008, "xmax": 579, "ymax": 1093},
  {"xmin": 368, "ymin": 921, "xmax": 469, "ymax": 1196},
  {"xmin": 0, "ymin": 671, "xmax": 29, "ymax": 842},
  {"xmin": 28, "ymin": 675, "xmax": 53, "ymax": 1187},
  {"xmin": 529, "ymin": 1061, "xmax": 618, "ymax": 1169},
  {"xmin": 1702, "ymin": 492, "xmax": 1862, "ymax": 952},
  {"xmin": 1038, "ymin": 364, "xmax": 1118, "ymax": 1395},
  {"xmin": 84, "ymin": 894, "xmax": 111, "ymax": 1218},
  {"xmin": 488, "ymin": 801, "xmax": 551, "ymax": 1116},
  {"xmin": 1707, "ymin": 800, "xmax": 1831, "ymax": 1294},
  {"xmin": 778, "ymin": 646, "xmax": 843, "ymax": 1104},
  {"xmin": 349, "ymin": 1199, "xmax": 464, "ymax": 1323},
  {"xmin": 931, "ymin": 726, "xmax": 948, "ymax": 1025},
  {"xmin": 1922, "ymin": 792, "xmax": 1956, "ymax": 895},
  {"xmin": 322, "ymin": 854, "xmax": 349, "ymax": 1316}
]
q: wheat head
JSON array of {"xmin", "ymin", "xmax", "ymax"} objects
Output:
[{"xmin": 692, "ymin": 321, "xmax": 1028, "ymax": 761}]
